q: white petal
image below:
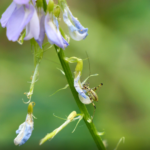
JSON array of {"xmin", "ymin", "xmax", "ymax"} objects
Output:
[
  {"xmin": 14, "ymin": 114, "xmax": 34, "ymax": 146},
  {"xmin": 79, "ymin": 94, "xmax": 92, "ymax": 104},
  {"xmin": 69, "ymin": 30, "xmax": 87, "ymax": 41},
  {"xmin": 74, "ymin": 72, "xmax": 87, "ymax": 99},
  {"xmin": 14, "ymin": 122, "xmax": 26, "ymax": 145},
  {"xmin": 24, "ymin": 7, "xmax": 40, "ymax": 40},
  {"xmin": 16, "ymin": 122, "xmax": 26, "ymax": 134}
]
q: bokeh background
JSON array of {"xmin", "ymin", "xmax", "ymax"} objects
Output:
[{"xmin": 0, "ymin": 0, "xmax": 150, "ymax": 150}]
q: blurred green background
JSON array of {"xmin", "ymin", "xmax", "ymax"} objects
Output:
[{"xmin": 0, "ymin": 0, "xmax": 150, "ymax": 150}]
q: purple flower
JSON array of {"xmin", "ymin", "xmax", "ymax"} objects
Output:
[
  {"xmin": 45, "ymin": 13, "xmax": 69, "ymax": 49},
  {"xmin": 63, "ymin": 6, "xmax": 88, "ymax": 41},
  {"xmin": 0, "ymin": 0, "xmax": 39, "ymax": 42}
]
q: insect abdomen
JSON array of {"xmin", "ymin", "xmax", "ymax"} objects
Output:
[{"xmin": 89, "ymin": 90, "xmax": 98, "ymax": 102}]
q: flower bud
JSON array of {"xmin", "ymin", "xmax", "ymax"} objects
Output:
[
  {"xmin": 47, "ymin": 0, "xmax": 54, "ymax": 13},
  {"xmin": 75, "ymin": 59, "xmax": 83, "ymax": 76},
  {"xmin": 36, "ymin": 0, "xmax": 43, "ymax": 8},
  {"xmin": 67, "ymin": 111, "xmax": 77, "ymax": 121},
  {"xmin": 65, "ymin": 57, "xmax": 83, "ymax": 77},
  {"xmin": 40, "ymin": 111, "xmax": 77, "ymax": 145},
  {"xmin": 28, "ymin": 102, "xmax": 35, "ymax": 114},
  {"xmin": 59, "ymin": 27, "xmax": 65, "ymax": 38},
  {"xmin": 54, "ymin": 6, "xmax": 61, "ymax": 18}
]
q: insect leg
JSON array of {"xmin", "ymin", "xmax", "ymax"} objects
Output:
[{"xmin": 88, "ymin": 93, "xmax": 96, "ymax": 120}]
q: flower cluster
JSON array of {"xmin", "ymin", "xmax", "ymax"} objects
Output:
[
  {"xmin": 0, "ymin": 0, "xmax": 88, "ymax": 49},
  {"xmin": 0, "ymin": 0, "xmax": 91, "ymax": 147}
]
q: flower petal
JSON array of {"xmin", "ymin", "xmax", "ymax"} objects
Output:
[
  {"xmin": 6, "ymin": 4, "xmax": 34, "ymax": 41},
  {"xmin": 14, "ymin": 114, "xmax": 34, "ymax": 146},
  {"xmin": 69, "ymin": 30, "xmax": 88, "ymax": 41},
  {"xmin": 0, "ymin": 2, "xmax": 16, "ymax": 28},
  {"xmin": 79, "ymin": 94, "xmax": 92, "ymax": 104},
  {"xmin": 14, "ymin": 123, "xmax": 33, "ymax": 146},
  {"xmin": 70, "ymin": 14, "xmax": 88, "ymax": 34},
  {"xmin": 63, "ymin": 6, "xmax": 88, "ymax": 41},
  {"xmin": 36, "ymin": 10, "xmax": 45, "ymax": 48},
  {"xmin": 62, "ymin": 36, "xmax": 69, "ymax": 48},
  {"xmin": 32, "ymin": 0, "xmax": 36, "ymax": 5},
  {"xmin": 13, "ymin": 0, "xmax": 30, "ymax": 5},
  {"xmin": 19, "ymin": 122, "xmax": 33, "ymax": 145},
  {"xmin": 46, "ymin": 0, "xmax": 49, "ymax": 4},
  {"xmin": 45, "ymin": 14, "xmax": 68, "ymax": 49},
  {"xmin": 63, "ymin": 10, "xmax": 77, "ymax": 32},
  {"xmin": 24, "ymin": 7, "xmax": 40, "ymax": 40},
  {"xmin": 16, "ymin": 122, "xmax": 26, "ymax": 134},
  {"xmin": 74, "ymin": 72, "xmax": 87, "ymax": 99},
  {"xmin": 74, "ymin": 72, "xmax": 92, "ymax": 104},
  {"xmin": 14, "ymin": 122, "xmax": 26, "ymax": 145}
]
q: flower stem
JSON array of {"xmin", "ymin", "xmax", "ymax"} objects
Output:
[
  {"xmin": 55, "ymin": 46, "xmax": 106, "ymax": 150},
  {"xmin": 28, "ymin": 63, "xmax": 39, "ymax": 100}
]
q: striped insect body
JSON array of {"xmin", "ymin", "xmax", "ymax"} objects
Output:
[{"xmin": 82, "ymin": 83, "xmax": 103, "ymax": 109}]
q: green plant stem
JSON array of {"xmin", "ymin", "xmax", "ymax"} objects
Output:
[
  {"xmin": 28, "ymin": 63, "xmax": 39, "ymax": 100},
  {"xmin": 55, "ymin": 46, "xmax": 106, "ymax": 150}
]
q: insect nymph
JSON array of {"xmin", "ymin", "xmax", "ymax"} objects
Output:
[{"xmin": 82, "ymin": 83, "xmax": 103, "ymax": 109}]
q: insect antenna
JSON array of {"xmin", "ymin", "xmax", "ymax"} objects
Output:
[{"xmin": 86, "ymin": 51, "xmax": 91, "ymax": 83}]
